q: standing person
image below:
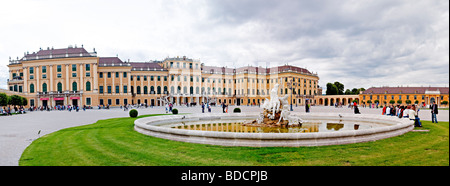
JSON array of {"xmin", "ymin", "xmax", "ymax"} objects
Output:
[
  {"xmin": 354, "ymin": 105, "xmax": 361, "ymax": 114},
  {"xmin": 430, "ymin": 101, "xmax": 438, "ymax": 123},
  {"xmin": 165, "ymin": 103, "xmax": 168, "ymax": 113},
  {"xmin": 225, "ymin": 104, "xmax": 228, "ymax": 113},
  {"xmin": 385, "ymin": 105, "xmax": 390, "ymax": 116},
  {"xmin": 305, "ymin": 100, "xmax": 310, "ymax": 113},
  {"xmin": 222, "ymin": 102, "xmax": 226, "ymax": 113},
  {"xmin": 201, "ymin": 102, "xmax": 205, "ymax": 113}
]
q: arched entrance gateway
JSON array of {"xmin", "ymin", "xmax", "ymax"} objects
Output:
[{"xmin": 315, "ymin": 95, "xmax": 359, "ymax": 106}]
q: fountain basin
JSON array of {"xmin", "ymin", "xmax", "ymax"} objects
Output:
[{"xmin": 134, "ymin": 113, "xmax": 414, "ymax": 147}]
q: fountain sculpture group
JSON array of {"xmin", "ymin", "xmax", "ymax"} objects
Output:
[{"xmin": 244, "ymin": 84, "xmax": 302, "ymax": 127}]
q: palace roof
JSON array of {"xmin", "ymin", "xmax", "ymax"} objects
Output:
[{"xmin": 362, "ymin": 87, "xmax": 449, "ymax": 94}]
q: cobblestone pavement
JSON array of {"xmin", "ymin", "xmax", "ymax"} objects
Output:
[{"xmin": 1, "ymin": 105, "xmax": 447, "ymax": 166}]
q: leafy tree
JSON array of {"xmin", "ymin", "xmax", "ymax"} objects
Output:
[
  {"xmin": 405, "ymin": 100, "xmax": 412, "ymax": 104},
  {"xmin": 326, "ymin": 83, "xmax": 338, "ymax": 95},
  {"xmin": 333, "ymin": 81, "xmax": 345, "ymax": 95},
  {"xmin": 8, "ymin": 95, "xmax": 23, "ymax": 106},
  {"xmin": 344, "ymin": 89, "xmax": 352, "ymax": 95},
  {"xmin": 21, "ymin": 97, "xmax": 28, "ymax": 106},
  {"xmin": 397, "ymin": 100, "xmax": 403, "ymax": 104},
  {"xmin": 0, "ymin": 93, "xmax": 8, "ymax": 106},
  {"xmin": 389, "ymin": 100, "xmax": 395, "ymax": 104}
]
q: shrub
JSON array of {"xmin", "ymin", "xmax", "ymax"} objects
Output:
[
  {"xmin": 129, "ymin": 109, "xmax": 138, "ymax": 118},
  {"xmin": 233, "ymin": 107, "xmax": 241, "ymax": 113},
  {"xmin": 172, "ymin": 108, "xmax": 178, "ymax": 114}
]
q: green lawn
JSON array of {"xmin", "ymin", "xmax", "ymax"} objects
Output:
[{"xmin": 19, "ymin": 114, "xmax": 449, "ymax": 166}]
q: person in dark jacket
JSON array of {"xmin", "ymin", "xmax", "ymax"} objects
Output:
[{"xmin": 430, "ymin": 101, "xmax": 439, "ymax": 123}]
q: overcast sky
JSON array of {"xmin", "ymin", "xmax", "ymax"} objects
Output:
[{"xmin": 0, "ymin": 0, "xmax": 448, "ymax": 91}]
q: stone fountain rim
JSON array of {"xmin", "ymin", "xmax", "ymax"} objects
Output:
[{"xmin": 134, "ymin": 112, "xmax": 414, "ymax": 146}]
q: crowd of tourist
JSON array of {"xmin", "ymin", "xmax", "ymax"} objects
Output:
[
  {"xmin": 381, "ymin": 104, "xmax": 423, "ymax": 127},
  {"xmin": 1, "ymin": 106, "xmax": 27, "ymax": 116}
]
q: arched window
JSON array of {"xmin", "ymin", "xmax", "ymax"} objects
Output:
[
  {"xmin": 177, "ymin": 86, "xmax": 181, "ymax": 94},
  {"xmin": 57, "ymin": 82, "xmax": 63, "ymax": 92},
  {"xmin": 42, "ymin": 83, "xmax": 47, "ymax": 93},
  {"xmin": 164, "ymin": 86, "xmax": 168, "ymax": 94},
  {"xmin": 144, "ymin": 86, "xmax": 148, "ymax": 94},
  {"xmin": 196, "ymin": 87, "xmax": 199, "ymax": 94},
  {"xmin": 85, "ymin": 81, "xmax": 91, "ymax": 91},
  {"xmin": 170, "ymin": 86, "xmax": 174, "ymax": 94},
  {"xmin": 150, "ymin": 86, "xmax": 154, "ymax": 94},
  {"xmin": 72, "ymin": 82, "xmax": 77, "ymax": 91},
  {"xmin": 183, "ymin": 86, "xmax": 187, "ymax": 94},
  {"xmin": 190, "ymin": 86, "xmax": 194, "ymax": 94},
  {"xmin": 137, "ymin": 86, "xmax": 141, "ymax": 94},
  {"xmin": 157, "ymin": 86, "xmax": 161, "ymax": 94},
  {"xmin": 30, "ymin": 84, "xmax": 35, "ymax": 93}
]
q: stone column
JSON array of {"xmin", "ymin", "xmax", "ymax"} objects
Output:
[
  {"xmin": 93, "ymin": 63, "xmax": 98, "ymax": 92},
  {"xmin": 36, "ymin": 66, "xmax": 40, "ymax": 92},
  {"xmin": 79, "ymin": 64, "xmax": 84, "ymax": 91},
  {"xmin": 23, "ymin": 67, "xmax": 28, "ymax": 93},
  {"xmin": 65, "ymin": 64, "xmax": 70, "ymax": 91},
  {"xmin": 49, "ymin": 65, "xmax": 53, "ymax": 91}
]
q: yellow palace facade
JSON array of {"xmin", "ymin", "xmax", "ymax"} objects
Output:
[
  {"xmin": 359, "ymin": 86, "xmax": 449, "ymax": 107},
  {"xmin": 6, "ymin": 46, "xmax": 320, "ymax": 108}
]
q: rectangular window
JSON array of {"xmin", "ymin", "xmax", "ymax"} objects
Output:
[
  {"xmin": 116, "ymin": 99, "xmax": 120, "ymax": 105},
  {"xmin": 99, "ymin": 99, "xmax": 104, "ymax": 105},
  {"xmin": 115, "ymin": 86, "xmax": 120, "ymax": 93},
  {"xmin": 123, "ymin": 86, "xmax": 128, "ymax": 93},
  {"xmin": 157, "ymin": 76, "xmax": 161, "ymax": 81},
  {"xmin": 123, "ymin": 72, "xmax": 127, "ymax": 78},
  {"xmin": 144, "ymin": 76, "xmax": 147, "ymax": 81},
  {"xmin": 108, "ymin": 99, "xmax": 112, "ymax": 105},
  {"xmin": 99, "ymin": 72, "xmax": 103, "ymax": 78},
  {"xmin": 42, "ymin": 74, "xmax": 47, "ymax": 79},
  {"xmin": 164, "ymin": 76, "xmax": 167, "ymax": 81},
  {"xmin": 29, "ymin": 67, "xmax": 34, "ymax": 74},
  {"xmin": 42, "ymin": 66, "xmax": 47, "ymax": 73},
  {"xmin": 86, "ymin": 72, "xmax": 90, "ymax": 77},
  {"xmin": 107, "ymin": 86, "xmax": 112, "ymax": 93},
  {"xmin": 150, "ymin": 76, "xmax": 154, "ymax": 81},
  {"xmin": 115, "ymin": 72, "xmax": 119, "ymax": 78},
  {"xmin": 57, "ymin": 65, "xmax": 61, "ymax": 72},
  {"xmin": 99, "ymin": 86, "xmax": 104, "ymax": 93},
  {"xmin": 86, "ymin": 98, "xmax": 91, "ymax": 105},
  {"xmin": 72, "ymin": 73, "xmax": 77, "ymax": 77},
  {"xmin": 72, "ymin": 64, "xmax": 76, "ymax": 71},
  {"xmin": 57, "ymin": 74, "xmax": 62, "ymax": 78},
  {"xmin": 107, "ymin": 72, "xmax": 111, "ymax": 78},
  {"xmin": 85, "ymin": 64, "xmax": 90, "ymax": 71},
  {"xmin": 30, "ymin": 75, "xmax": 34, "ymax": 80}
]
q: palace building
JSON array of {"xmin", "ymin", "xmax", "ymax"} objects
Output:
[
  {"xmin": 359, "ymin": 86, "xmax": 449, "ymax": 107},
  {"xmin": 6, "ymin": 46, "xmax": 320, "ymax": 108}
]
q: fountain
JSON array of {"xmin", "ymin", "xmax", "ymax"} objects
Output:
[
  {"xmin": 134, "ymin": 84, "xmax": 414, "ymax": 147},
  {"xmin": 243, "ymin": 84, "xmax": 302, "ymax": 128}
]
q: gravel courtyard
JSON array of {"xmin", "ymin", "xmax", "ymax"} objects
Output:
[{"xmin": 1, "ymin": 105, "xmax": 448, "ymax": 166}]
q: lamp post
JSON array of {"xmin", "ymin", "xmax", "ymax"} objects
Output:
[{"xmin": 287, "ymin": 80, "xmax": 297, "ymax": 111}]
